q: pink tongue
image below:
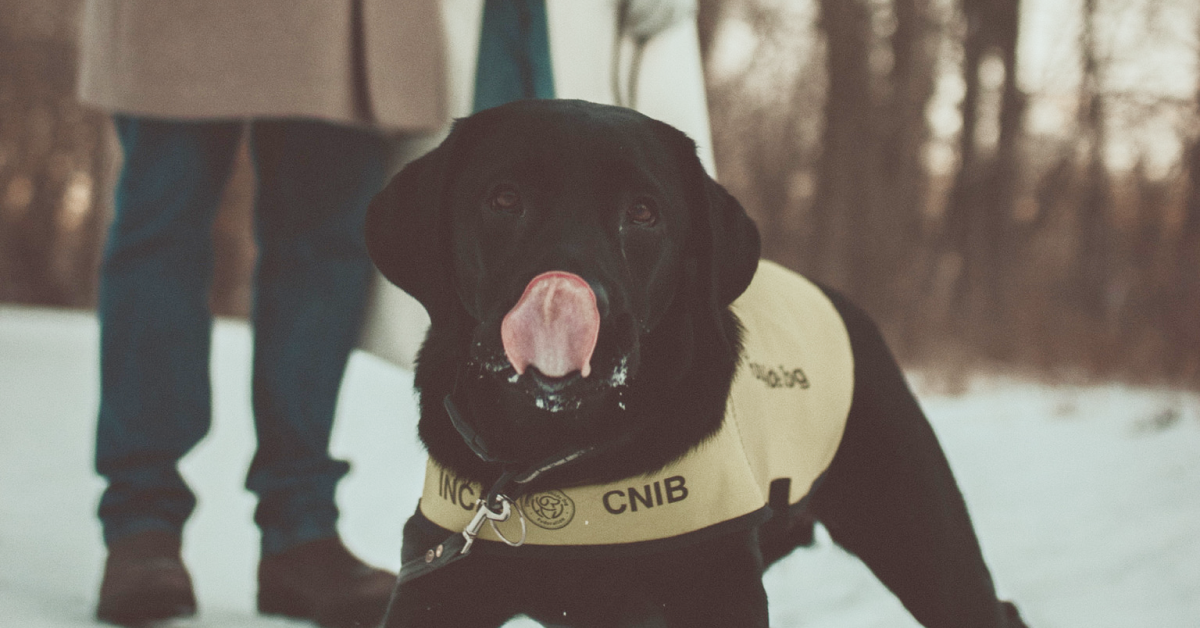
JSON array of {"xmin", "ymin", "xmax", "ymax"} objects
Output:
[{"xmin": 501, "ymin": 272, "xmax": 600, "ymax": 378}]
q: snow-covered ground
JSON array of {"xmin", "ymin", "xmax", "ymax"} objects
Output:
[{"xmin": 1, "ymin": 305, "xmax": 1197, "ymax": 628}]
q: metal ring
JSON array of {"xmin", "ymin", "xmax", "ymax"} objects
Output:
[{"xmin": 489, "ymin": 500, "xmax": 527, "ymax": 547}]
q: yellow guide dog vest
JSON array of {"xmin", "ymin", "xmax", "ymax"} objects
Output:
[{"xmin": 420, "ymin": 260, "xmax": 854, "ymax": 550}]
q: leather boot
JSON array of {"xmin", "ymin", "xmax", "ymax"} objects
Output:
[
  {"xmin": 258, "ymin": 537, "xmax": 396, "ymax": 628},
  {"xmin": 96, "ymin": 530, "xmax": 196, "ymax": 626}
]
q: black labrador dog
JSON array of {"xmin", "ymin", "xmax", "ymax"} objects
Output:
[{"xmin": 366, "ymin": 99, "xmax": 1027, "ymax": 628}]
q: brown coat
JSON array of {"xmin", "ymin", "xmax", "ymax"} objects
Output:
[{"xmin": 77, "ymin": 0, "xmax": 447, "ymax": 131}]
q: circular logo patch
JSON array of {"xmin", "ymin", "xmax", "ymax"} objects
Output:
[{"xmin": 520, "ymin": 490, "xmax": 575, "ymax": 530}]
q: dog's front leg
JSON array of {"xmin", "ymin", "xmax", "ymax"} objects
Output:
[
  {"xmin": 382, "ymin": 564, "xmax": 517, "ymax": 628},
  {"xmin": 808, "ymin": 290, "xmax": 1026, "ymax": 628},
  {"xmin": 642, "ymin": 532, "xmax": 771, "ymax": 628}
]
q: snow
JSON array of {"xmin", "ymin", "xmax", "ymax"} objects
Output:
[{"xmin": 1, "ymin": 305, "xmax": 1198, "ymax": 627}]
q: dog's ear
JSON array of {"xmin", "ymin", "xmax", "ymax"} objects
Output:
[
  {"xmin": 365, "ymin": 135, "xmax": 457, "ymax": 319},
  {"xmin": 664, "ymin": 124, "xmax": 759, "ymax": 368},
  {"xmin": 653, "ymin": 120, "xmax": 759, "ymax": 307},
  {"xmin": 701, "ymin": 174, "xmax": 761, "ymax": 306},
  {"xmin": 692, "ymin": 168, "xmax": 760, "ymax": 367}
]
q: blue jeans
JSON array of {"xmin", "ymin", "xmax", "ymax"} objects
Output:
[{"xmin": 95, "ymin": 117, "xmax": 389, "ymax": 556}]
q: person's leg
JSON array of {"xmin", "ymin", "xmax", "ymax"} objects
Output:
[
  {"xmin": 243, "ymin": 118, "xmax": 389, "ymax": 556},
  {"xmin": 96, "ymin": 115, "xmax": 241, "ymax": 545},
  {"xmin": 245, "ymin": 118, "xmax": 395, "ymax": 628},
  {"xmin": 94, "ymin": 115, "xmax": 241, "ymax": 626}
]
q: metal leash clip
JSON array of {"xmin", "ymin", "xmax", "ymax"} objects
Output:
[
  {"xmin": 489, "ymin": 497, "xmax": 527, "ymax": 548},
  {"xmin": 461, "ymin": 495, "xmax": 517, "ymax": 556}
]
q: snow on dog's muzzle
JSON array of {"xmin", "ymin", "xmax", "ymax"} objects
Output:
[{"xmin": 501, "ymin": 272, "xmax": 600, "ymax": 379}]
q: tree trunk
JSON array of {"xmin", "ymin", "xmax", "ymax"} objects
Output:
[
  {"xmin": 940, "ymin": 0, "xmax": 985, "ymax": 317},
  {"xmin": 812, "ymin": 0, "xmax": 878, "ymax": 302},
  {"xmin": 1166, "ymin": 36, "xmax": 1200, "ymax": 380},
  {"xmin": 980, "ymin": 0, "xmax": 1024, "ymax": 355},
  {"xmin": 935, "ymin": 0, "xmax": 1024, "ymax": 355},
  {"xmin": 880, "ymin": 0, "xmax": 938, "ymax": 324},
  {"xmin": 1073, "ymin": 0, "xmax": 1113, "ymax": 318}
]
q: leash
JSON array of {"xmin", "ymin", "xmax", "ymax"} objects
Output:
[
  {"xmin": 396, "ymin": 435, "xmax": 605, "ymax": 585},
  {"xmin": 396, "ymin": 465, "xmax": 525, "ymax": 585},
  {"xmin": 397, "ymin": 375, "xmax": 607, "ymax": 585}
]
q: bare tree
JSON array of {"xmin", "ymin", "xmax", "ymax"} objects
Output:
[
  {"xmin": 940, "ymin": 0, "xmax": 1025, "ymax": 334},
  {"xmin": 1166, "ymin": 24, "xmax": 1200, "ymax": 379},
  {"xmin": 811, "ymin": 0, "xmax": 879, "ymax": 298},
  {"xmin": 1071, "ymin": 0, "xmax": 1114, "ymax": 319},
  {"xmin": 705, "ymin": 2, "xmax": 825, "ymax": 279},
  {"xmin": 878, "ymin": 0, "xmax": 939, "ymax": 322}
]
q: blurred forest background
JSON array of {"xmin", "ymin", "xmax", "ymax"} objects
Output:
[{"xmin": 2, "ymin": 0, "xmax": 1199, "ymax": 388}]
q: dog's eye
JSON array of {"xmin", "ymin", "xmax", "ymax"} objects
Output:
[
  {"xmin": 488, "ymin": 185, "xmax": 523, "ymax": 215},
  {"xmin": 626, "ymin": 198, "xmax": 659, "ymax": 227}
]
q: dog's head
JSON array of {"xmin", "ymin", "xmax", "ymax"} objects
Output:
[{"xmin": 367, "ymin": 100, "xmax": 759, "ymax": 482}]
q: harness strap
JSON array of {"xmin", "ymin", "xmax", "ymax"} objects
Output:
[
  {"xmin": 398, "ymin": 466, "xmax": 519, "ymax": 585},
  {"xmin": 444, "ymin": 393, "xmax": 504, "ymax": 463},
  {"xmin": 397, "ymin": 524, "xmax": 471, "ymax": 585}
]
